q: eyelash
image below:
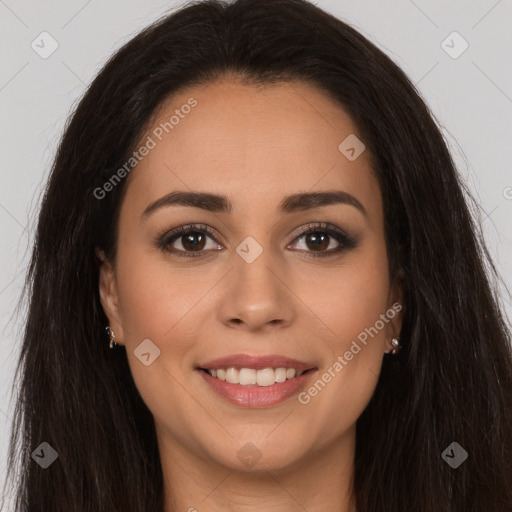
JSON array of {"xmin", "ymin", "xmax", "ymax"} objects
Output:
[{"xmin": 155, "ymin": 222, "xmax": 357, "ymax": 259}]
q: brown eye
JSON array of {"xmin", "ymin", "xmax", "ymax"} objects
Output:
[
  {"xmin": 158, "ymin": 224, "xmax": 223, "ymax": 258},
  {"xmin": 303, "ymin": 231, "xmax": 331, "ymax": 252},
  {"xmin": 179, "ymin": 231, "xmax": 207, "ymax": 252},
  {"xmin": 288, "ymin": 223, "xmax": 357, "ymax": 257}
]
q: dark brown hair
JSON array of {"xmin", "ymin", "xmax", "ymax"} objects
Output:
[{"xmin": 4, "ymin": 0, "xmax": 512, "ymax": 510}]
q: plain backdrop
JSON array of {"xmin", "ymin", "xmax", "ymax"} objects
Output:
[{"xmin": 0, "ymin": 0, "xmax": 511, "ymax": 507}]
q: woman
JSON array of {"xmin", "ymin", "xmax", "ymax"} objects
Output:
[{"xmin": 4, "ymin": 0, "xmax": 512, "ymax": 510}]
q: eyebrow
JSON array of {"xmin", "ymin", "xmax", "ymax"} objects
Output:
[{"xmin": 141, "ymin": 190, "xmax": 367, "ymax": 219}]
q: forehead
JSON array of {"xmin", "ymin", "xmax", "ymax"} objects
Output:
[{"xmin": 120, "ymin": 78, "xmax": 381, "ymax": 222}]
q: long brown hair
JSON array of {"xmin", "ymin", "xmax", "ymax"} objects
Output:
[{"xmin": 4, "ymin": 0, "xmax": 512, "ymax": 510}]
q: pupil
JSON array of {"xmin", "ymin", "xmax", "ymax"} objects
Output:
[
  {"xmin": 183, "ymin": 232, "xmax": 205, "ymax": 251},
  {"xmin": 306, "ymin": 232, "xmax": 329, "ymax": 251}
]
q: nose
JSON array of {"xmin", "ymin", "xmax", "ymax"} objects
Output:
[{"xmin": 217, "ymin": 250, "xmax": 296, "ymax": 333}]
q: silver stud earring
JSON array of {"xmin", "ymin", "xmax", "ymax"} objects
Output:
[
  {"xmin": 389, "ymin": 337, "xmax": 401, "ymax": 355},
  {"xmin": 106, "ymin": 326, "xmax": 117, "ymax": 349}
]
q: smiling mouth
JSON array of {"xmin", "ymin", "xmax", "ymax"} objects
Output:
[{"xmin": 197, "ymin": 366, "xmax": 318, "ymax": 407}]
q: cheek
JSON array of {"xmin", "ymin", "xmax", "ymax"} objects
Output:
[
  {"xmin": 114, "ymin": 244, "xmax": 203, "ymax": 342},
  {"xmin": 298, "ymin": 239, "xmax": 390, "ymax": 418},
  {"xmin": 305, "ymin": 238, "xmax": 390, "ymax": 348},
  {"xmin": 113, "ymin": 251, "xmax": 201, "ymax": 429},
  {"xmin": 113, "ymin": 248, "xmax": 202, "ymax": 396}
]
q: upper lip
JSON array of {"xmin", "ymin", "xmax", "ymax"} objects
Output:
[{"xmin": 197, "ymin": 353, "xmax": 317, "ymax": 372}]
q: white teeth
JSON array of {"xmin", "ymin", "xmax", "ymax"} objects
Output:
[
  {"xmin": 256, "ymin": 368, "xmax": 275, "ymax": 386},
  {"xmin": 225, "ymin": 368, "xmax": 239, "ymax": 384},
  {"xmin": 205, "ymin": 366, "xmax": 307, "ymax": 385},
  {"xmin": 275, "ymin": 367, "xmax": 287, "ymax": 382},
  {"xmin": 239, "ymin": 368, "xmax": 257, "ymax": 385}
]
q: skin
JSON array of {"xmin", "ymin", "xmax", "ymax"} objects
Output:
[{"xmin": 98, "ymin": 77, "xmax": 403, "ymax": 512}]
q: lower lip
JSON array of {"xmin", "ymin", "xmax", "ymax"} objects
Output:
[{"xmin": 198, "ymin": 369, "xmax": 317, "ymax": 407}]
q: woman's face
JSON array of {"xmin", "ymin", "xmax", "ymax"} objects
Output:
[{"xmin": 99, "ymin": 77, "xmax": 403, "ymax": 473}]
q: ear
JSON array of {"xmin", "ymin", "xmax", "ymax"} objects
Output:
[
  {"xmin": 385, "ymin": 268, "xmax": 405, "ymax": 353},
  {"xmin": 96, "ymin": 248, "xmax": 126, "ymax": 345}
]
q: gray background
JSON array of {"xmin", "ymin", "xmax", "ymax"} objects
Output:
[{"xmin": 1, "ymin": 0, "xmax": 511, "ymax": 506}]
